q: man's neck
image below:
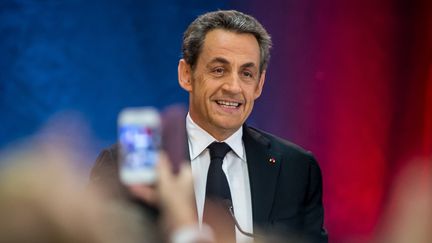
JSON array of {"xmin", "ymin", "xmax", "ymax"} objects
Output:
[{"xmin": 187, "ymin": 113, "xmax": 240, "ymax": 141}]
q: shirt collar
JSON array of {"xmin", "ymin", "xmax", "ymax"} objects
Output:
[{"xmin": 186, "ymin": 113, "xmax": 245, "ymax": 161}]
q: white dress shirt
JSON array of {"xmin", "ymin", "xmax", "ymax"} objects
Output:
[{"xmin": 186, "ymin": 114, "xmax": 254, "ymax": 243}]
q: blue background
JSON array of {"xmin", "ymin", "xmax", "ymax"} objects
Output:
[{"xmin": 0, "ymin": 0, "xmax": 242, "ymax": 150}]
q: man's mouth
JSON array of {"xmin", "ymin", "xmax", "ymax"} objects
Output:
[{"xmin": 215, "ymin": 100, "xmax": 242, "ymax": 108}]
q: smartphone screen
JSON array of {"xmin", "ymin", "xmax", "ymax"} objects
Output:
[{"xmin": 118, "ymin": 107, "xmax": 161, "ymax": 185}]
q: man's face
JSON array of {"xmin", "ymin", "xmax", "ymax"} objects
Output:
[{"xmin": 178, "ymin": 29, "xmax": 266, "ymax": 140}]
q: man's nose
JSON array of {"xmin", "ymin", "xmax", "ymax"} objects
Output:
[{"xmin": 222, "ymin": 74, "xmax": 242, "ymax": 93}]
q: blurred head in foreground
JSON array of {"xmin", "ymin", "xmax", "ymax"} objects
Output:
[
  {"xmin": 0, "ymin": 143, "xmax": 154, "ymax": 243},
  {"xmin": 374, "ymin": 159, "xmax": 432, "ymax": 243}
]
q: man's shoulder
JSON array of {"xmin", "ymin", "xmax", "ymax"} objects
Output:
[
  {"xmin": 88, "ymin": 143, "xmax": 124, "ymax": 196},
  {"xmin": 91, "ymin": 144, "xmax": 119, "ymax": 171},
  {"xmin": 246, "ymin": 126, "xmax": 307, "ymax": 151},
  {"xmin": 244, "ymin": 126, "xmax": 318, "ymax": 165}
]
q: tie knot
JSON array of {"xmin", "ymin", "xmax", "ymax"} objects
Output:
[{"xmin": 208, "ymin": 142, "xmax": 231, "ymax": 160}]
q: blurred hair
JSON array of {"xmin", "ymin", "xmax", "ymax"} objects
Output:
[
  {"xmin": 0, "ymin": 145, "xmax": 156, "ymax": 243},
  {"xmin": 374, "ymin": 160, "xmax": 432, "ymax": 243},
  {"xmin": 182, "ymin": 10, "xmax": 272, "ymax": 73}
]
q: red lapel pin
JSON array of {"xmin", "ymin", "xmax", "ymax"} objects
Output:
[{"xmin": 269, "ymin": 157, "xmax": 276, "ymax": 164}]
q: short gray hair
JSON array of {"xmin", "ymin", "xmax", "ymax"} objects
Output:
[{"xmin": 182, "ymin": 10, "xmax": 272, "ymax": 73}]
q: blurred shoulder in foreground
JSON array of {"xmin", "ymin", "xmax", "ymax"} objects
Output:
[{"xmin": 0, "ymin": 141, "xmax": 159, "ymax": 243}]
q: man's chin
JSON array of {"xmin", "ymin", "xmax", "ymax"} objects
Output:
[{"xmin": 213, "ymin": 120, "xmax": 243, "ymax": 133}]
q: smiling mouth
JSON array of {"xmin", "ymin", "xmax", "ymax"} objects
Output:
[{"xmin": 215, "ymin": 100, "xmax": 242, "ymax": 109}]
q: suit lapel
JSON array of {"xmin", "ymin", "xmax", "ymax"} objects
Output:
[{"xmin": 243, "ymin": 125, "xmax": 282, "ymax": 227}]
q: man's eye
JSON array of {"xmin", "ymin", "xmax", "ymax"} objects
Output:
[
  {"xmin": 212, "ymin": 67, "xmax": 224, "ymax": 75},
  {"xmin": 242, "ymin": 71, "xmax": 253, "ymax": 78}
]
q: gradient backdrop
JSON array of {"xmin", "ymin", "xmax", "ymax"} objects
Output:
[{"xmin": 1, "ymin": 0, "xmax": 431, "ymax": 242}]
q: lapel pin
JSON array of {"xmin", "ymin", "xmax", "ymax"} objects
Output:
[{"xmin": 269, "ymin": 157, "xmax": 276, "ymax": 164}]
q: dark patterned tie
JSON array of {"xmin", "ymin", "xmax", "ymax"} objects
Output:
[
  {"xmin": 204, "ymin": 142, "xmax": 235, "ymax": 242},
  {"xmin": 206, "ymin": 142, "xmax": 232, "ymax": 200}
]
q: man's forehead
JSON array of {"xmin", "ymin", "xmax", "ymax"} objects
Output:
[
  {"xmin": 202, "ymin": 29, "xmax": 259, "ymax": 50},
  {"xmin": 199, "ymin": 29, "xmax": 260, "ymax": 66}
]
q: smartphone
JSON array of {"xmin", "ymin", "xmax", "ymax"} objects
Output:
[{"xmin": 118, "ymin": 107, "xmax": 161, "ymax": 185}]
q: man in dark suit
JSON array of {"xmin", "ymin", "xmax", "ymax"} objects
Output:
[{"xmin": 90, "ymin": 10, "xmax": 327, "ymax": 243}]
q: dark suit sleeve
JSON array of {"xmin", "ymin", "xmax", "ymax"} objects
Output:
[
  {"xmin": 303, "ymin": 154, "xmax": 328, "ymax": 243},
  {"xmin": 88, "ymin": 145, "xmax": 128, "ymax": 198},
  {"xmin": 88, "ymin": 145, "xmax": 160, "ymax": 218},
  {"xmin": 88, "ymin": 146, "xmax": 162, "ymax": 242}
]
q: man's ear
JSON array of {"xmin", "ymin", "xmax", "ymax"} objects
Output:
[
  {"xmin": 178, "ymin": 59, "xmax": 192, "ymax": 92},
  {"xmin": 254, "ymin": 70, "xmax": 266, "ymax": 99}
]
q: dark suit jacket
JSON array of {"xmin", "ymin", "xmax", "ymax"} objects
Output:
[
  {"xmin": 242, "ymin": 125, "xmax": 327, "ymax": 242},
  {"xmin": 89, "ymin": 124, "xmax": 327, "ymax": 242}
]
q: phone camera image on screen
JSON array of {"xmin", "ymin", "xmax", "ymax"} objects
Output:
[{"xmin": 118, "ymin": 107, "xmax": 161, "ymax": 185}]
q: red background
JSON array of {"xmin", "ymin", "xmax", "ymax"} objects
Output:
[{"xmin": 242, "ymin": 0, "xmax": 432, "ymax": 241}]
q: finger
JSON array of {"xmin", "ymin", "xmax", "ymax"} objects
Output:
[
  {"xmin": 178, "ymin": 161, "xmax": 193, "ymax": 182},
  {"xmin": 128, "ymin": 185, "xmax": 158, "ymax": 205},
  {"xmin": 157, "ymin": 151, "xmax": 172, "ymax": 182}
]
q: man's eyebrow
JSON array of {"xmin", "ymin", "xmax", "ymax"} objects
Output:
[
  {"xmin": 207, "ymin": 57, "xmax": 258, "ymax": 69},
  {"xmin": 241, "ymin": 62, "xmax": 257, "ymax": 69},
  {"xmin": 207, "ymin": 57, "xmax": 230, "ymax": 66}
]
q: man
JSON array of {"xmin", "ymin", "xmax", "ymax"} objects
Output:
[{"xmin": 90, "ymin": 10, "xmax": 327, "ymax": 243}]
